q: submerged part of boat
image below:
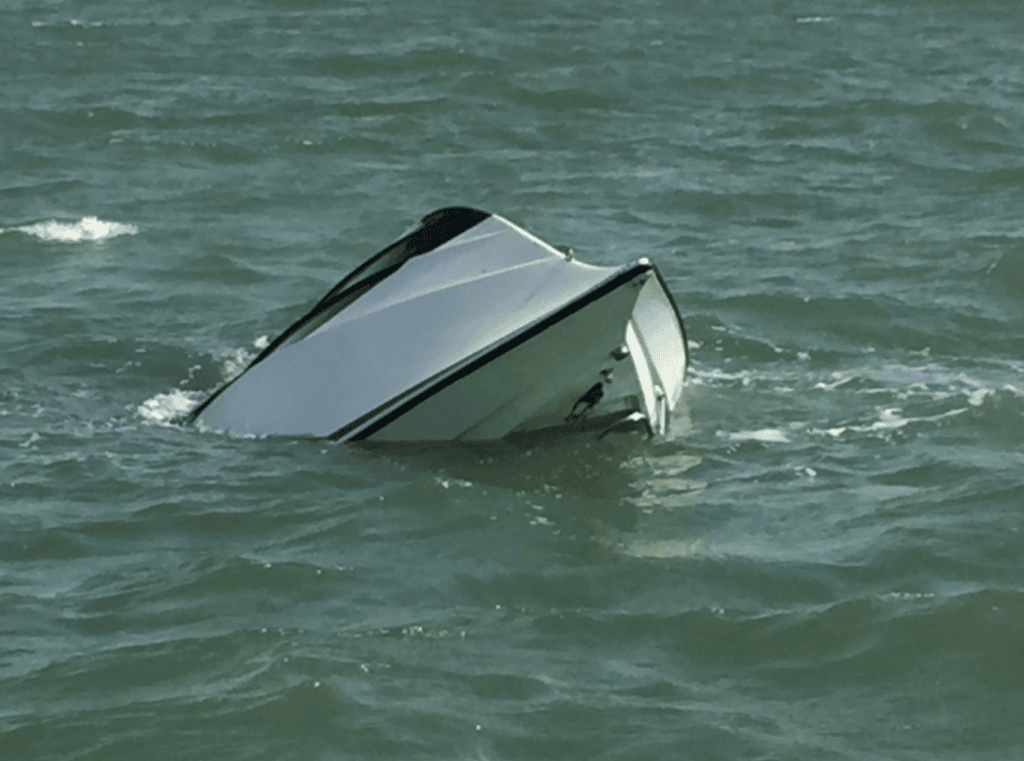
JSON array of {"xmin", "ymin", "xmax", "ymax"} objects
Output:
[{"xmin": 187, "ymin": 208, "xmax": 688, "ymax": 442}]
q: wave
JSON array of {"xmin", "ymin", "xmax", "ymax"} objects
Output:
[
  {"xmin": 30, "ymin": 19, "xmax": 105, "ymax": 28},
  {"xmin": 686, "ymin": 355, "xmax": 1024, "ymax": 450},
  {"xmin": 136, "ymin": 389, "xmax": 205, "ymax": 426},
  {"xmin": 136, "ymin": 342, "xmax": 260, "ymax": 427},
  {"xmin": 2, "ymin": 217, "xmax": 138, "ymax": 243},
  {"xmin": 989, "ymin": 246, "xmax": 1024, "ymax": 294}
]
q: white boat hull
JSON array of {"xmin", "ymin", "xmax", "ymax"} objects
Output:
[{"xmin": 188, "ymin": 209, "xmax": 688, "ymax": 442}]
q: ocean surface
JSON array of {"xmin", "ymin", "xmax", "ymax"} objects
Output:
[{"xmin": 3, "ymin": 0, "xmax": 1023, "ymax": 758}]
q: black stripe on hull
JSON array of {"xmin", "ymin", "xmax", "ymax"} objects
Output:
[
  {"xmin": 333, "ymin": 262, "xmax": 655, "ymax": 442},
  {"xmin": 186, "ymin": 207, "xmax": 490, "ymax": 427}
]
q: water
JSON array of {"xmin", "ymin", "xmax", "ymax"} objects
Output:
[{"xmin": 3, "ymin": 0, "xmax": 1023, "ymax": 758}]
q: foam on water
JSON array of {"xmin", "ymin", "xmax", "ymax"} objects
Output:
[
  {"xmin": 690, "ymin": 353, "xmax": 1024, "ymax": 451},
  {"xmin": 723, "ymin": 428, "xmax": 791, "ymax": 443},
  {"xmin": 218, "ymin": 346, "xmax": 256, "ymax": 380},
  {"xmin": 136, "ymin": 341, "xmax": 263, "ymax": 429},
  {"xmin": 30, "ymin": 19, "xmax": 105, "ymax": 28},
  {"xmin": 136, "ymin": 389, "xmax": 204, "ymax": 426},
  {"xmin": 4, "ymin": 217, "xmax": 138, "ymax": 243},
  {"xmin": 691, "ymin": 356, "xmax": 1024, "ymax": 405},
  {"xmin": 807, "ymin": 405, "xmax": 969, "ymax": 439}
]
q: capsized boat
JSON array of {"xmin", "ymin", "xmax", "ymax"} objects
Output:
[{"xmin": 187, "ymin": 207, "xmax": 688, "ymax": 442}]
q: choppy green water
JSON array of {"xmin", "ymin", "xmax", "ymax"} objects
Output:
[{"xmin": 3, "ymin": 1, "xmax": 1023, "ymax": 759}]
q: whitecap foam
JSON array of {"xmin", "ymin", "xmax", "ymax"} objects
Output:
[
  {"xmin": 218, "ymin": 346, "xmax": 256, "ymax": 380},
  {"xmin": 967, "ymin": 388, "xmax": 990, "ymax": 407},
  {"xmin": 726, "ymin": 428, "xmax": 791, "ymax": 443},
  {"xmin": 688, "ymin": 367, "xmax": 758, "ymax": 386},
  {"xmin": 137, "ymin": 344, "xmax": 259, "ymax": 431},
  {"xmin": 622, "ymin": 537, "xmax": 710, "ymax": 559},
  {"xmin": 810, "ymin": 405, "xmax": 970, "ymax": 438},
  {"xmin": 868, "ymin": 407, "xmax": 909, "ymax": 431},
  {"xmin": 6, "ymin": 216, "xmax": 138, "ymax": 243},
  {"xmin": 31, "ymin": 18, "xmax": 104, "ymax": 28},
  {"xmin": 137, "ymin": 389, "xmax": 204, "ymax": 426}
]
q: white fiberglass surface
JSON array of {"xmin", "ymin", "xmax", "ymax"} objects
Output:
[
  {"xmin": 309, "ymin": 215, "xmax": 611, "ymax": 337},
  {"xmin": 625, "ymin": 321, "xmax": 657, "ymax": 422},
  {"xmin": 368, "ymin": 271, "xmax": 648, "ymax": 441},
  {"xmin": 630, "ymin": 277, "xmax": 686, "ymax": 408},
  {"xmin": 195, "ymin": 213, "xmax": 657, "ymax": 438},
  {"xmin": 198, "ymin": 258, "xmax": 634, "ymax": 437}
]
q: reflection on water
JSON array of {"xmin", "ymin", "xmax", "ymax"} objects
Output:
[
  {"xmin": 616, "ymin": 451, "xmax": 709, "ymax": 558},
  {"xmin": 356, "ymin": 401, "xmax": 709, "ymax": 559}
]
